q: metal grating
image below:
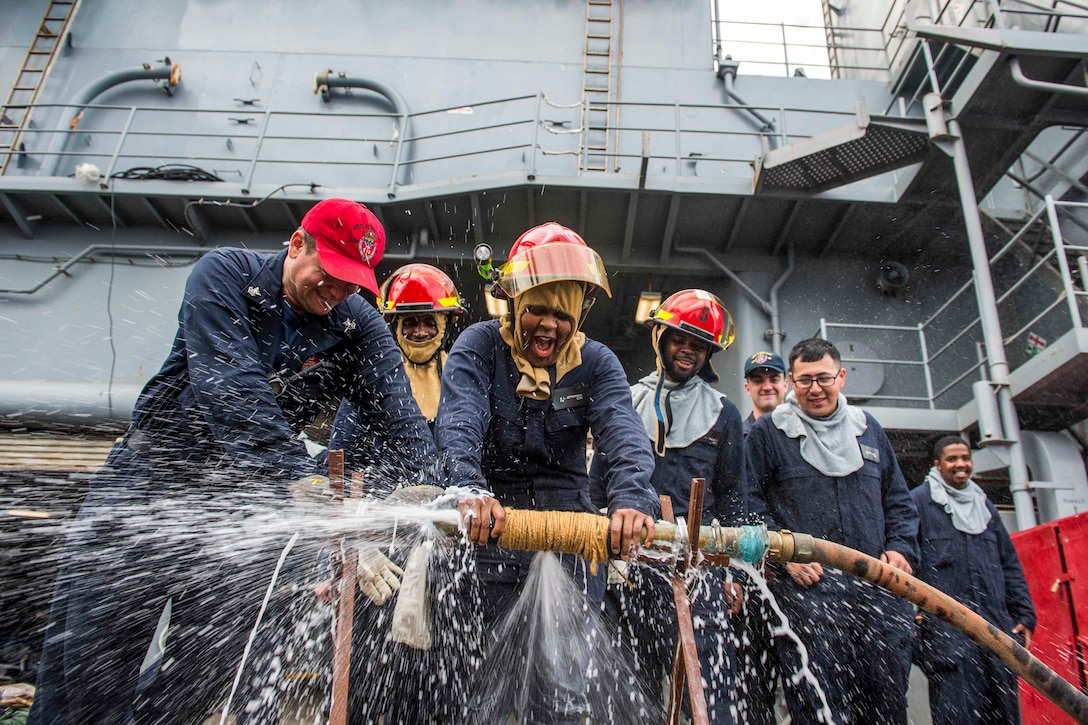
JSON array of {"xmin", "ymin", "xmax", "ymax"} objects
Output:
[{"xmin": 758, "ymin": 122, "xmax": 931, "ymax": 193}]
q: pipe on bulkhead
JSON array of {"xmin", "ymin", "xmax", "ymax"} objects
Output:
[
  {"xmin": 715, "ymin": 55, "xmax": 778, "ymax": 146},
  {"xmin": 0, "ymin": 380, "xmax": 140, "ymax": 428},
  {"xmin": 1009, "ymin": 57, "xmax": 1088, "ymax": 98},
  {"xmin": 673, "ymin": 243, "xmax": 793, "ymax": 356},
  {"xmin": 314, "ymin": 70, "xmax": 412, "ymax": 198},
  {"xmin": 42, "ymin": 61, "xmax": 182, "ymax": 177},
  {"xmin": 766, "ymin": 242, "xmax": 795, "ymax": 356}
]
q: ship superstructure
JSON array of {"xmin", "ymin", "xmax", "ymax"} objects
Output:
[{"xmin": 1, "ymin": 0, "xmax": 1086, "ymax": 526}]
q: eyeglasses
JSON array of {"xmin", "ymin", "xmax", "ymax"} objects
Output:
[{"xmin": 792, "ymin": 370, "xmax": 841, "ymax": 389}]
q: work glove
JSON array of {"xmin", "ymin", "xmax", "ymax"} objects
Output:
[
  {"xmin": 357, "ymin": 547, "xmax": 404, "ymax": 606},
  {"xmin": 607, "ymin": 558, "xmax": 629, "ymax": 586},
  {"xmin": 288, "ymin": 474, "xmax": 331, "ymax": 503},
  {"xmin": 392, "ymin": 540, "xmax": 434, "ymax": 650}
]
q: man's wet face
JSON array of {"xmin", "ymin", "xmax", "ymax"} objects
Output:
[
  {"xmin": 402, "ymin": 314, "xmax": 438, "ymax": 342},
  {"xmin": 520, "ymin": 305, "xmax": 573, "ymax": 367},
  {"xmin": 283, "ymin": 233, "xmax": 359, "ymax": 316},
  {"xmin": 661, "ymin": 330, "xmax": 709, "ymax": 383}
]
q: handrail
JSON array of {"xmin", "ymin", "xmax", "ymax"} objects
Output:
[
  {"xmin": 0, "ymin": 244, "xmax": 217, "ymax": 295},
  {"xmin": 818, "ymin": 197, "xmax": 1088, "ymax": 410},
  {"xmin": 2, "ymin": 95, "xmax": 864, "ymax": 190}
]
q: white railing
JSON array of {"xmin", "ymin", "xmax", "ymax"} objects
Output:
[{"xmin": 816, "ymin": 196, "xmax": 1088, "ymax": 409}]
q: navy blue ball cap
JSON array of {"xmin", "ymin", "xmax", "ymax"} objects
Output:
[{"xmin": 744, "ymin": 351, "xmax": 786, "ymax": 377}]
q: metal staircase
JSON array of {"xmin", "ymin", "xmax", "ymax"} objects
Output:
[
  {"xmin": 0, "ymin": 0, "xmax": 81, "ymax": 175},
  {"xmin": 579, "ymin": 0, "xmax": 614, "ymax": 173}
]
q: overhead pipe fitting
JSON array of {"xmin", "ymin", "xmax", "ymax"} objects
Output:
[
  {"xmin": 1009, "ymin": 56, "xmax": 1088, "ymax": 98},
  {"xmin": 42, "ymin": 59, "xmax": 181, "ymax": 177},
  {"xmin": 314, "ymin": 70, "xmax": 412, "ymax": 199}
]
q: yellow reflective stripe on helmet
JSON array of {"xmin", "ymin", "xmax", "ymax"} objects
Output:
[
  {"xmin": 502, "ymin": 259, "xmax": 531, "ymax": 274},
  {"xmin": 437, "ymin": 296, "xmax": 459, "ymax": 308},
  {"xmin": 655, "ymin": 309, "xmax": 675, "ymax": 321}
]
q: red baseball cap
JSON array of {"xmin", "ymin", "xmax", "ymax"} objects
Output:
[{"xmin": 300, "ymin": 198, "xmax": 386, "ymax": 295}]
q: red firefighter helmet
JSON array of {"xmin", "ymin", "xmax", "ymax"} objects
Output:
[
  {"xmin": 495, "ymin": 222, "xmax": 611, "ymax": 299},
  {"xmin": 647, "ymin": 289, "xmax": 736, "ymax": 352},
  {"xmin": 378, "ymin": 264, "xmax": 465, "ymax": 317}
]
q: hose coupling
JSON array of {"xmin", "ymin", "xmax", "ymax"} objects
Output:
[{"xmin": 766, "ymin": 529, "xmax": 816, "ymax": 563}]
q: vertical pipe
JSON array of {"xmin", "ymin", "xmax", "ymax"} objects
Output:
[
  {"xmin": 101, "ymin": 106, "xmax": 137, "ymax": 187},
  {"xmin": 581, "ymin": 97, "xmax": 591, "ymax": 175},
  {"xmin": 819, "ymin": 318, "xmax": 828, "ymax": 340},
  {"xmin": 919, "ymin": 323, "xmax": 935, "ymax": 409},
  {"xmin": 946, "ymin": 117, "xmax": 1036, "ymax": 528},
  {"xmin": 921, "ymin": 40, "xmax": 943, "ymax": 96},
  {"xmin": 243, "ymin": 107, "xmax": 273, "ymax": 195},
  {"xmin": 998, "ymin": 387, "xmax": 1037, "ymax": 531},
  {"xmin": 1045, "ymin": 195, "xmax": 1084, "ymax": 329},
  {"xmin": 781, "ymin": 23, "xmax": 790, "ymax": 77},
  {"xmin": 767, "ymin": 242, "xmax": 796, "ymax": 356},
  {"xmin": 387, "ymin": 115, "xmax": 407, "ymax": 199},
  {"xmin": 1078, "ymin": 256, "xmax": 1088, "ymax": 308},
  {"xmin": 674, "ymin": 102, "xmax": 681, "ymax": 176},
  {"xmin": 985, "ymin": 0, "xmax": 1008, "ymax": 30},
  {"xmin": 528, "ymin": 91, "xmax": 542, "ymax": 181}
]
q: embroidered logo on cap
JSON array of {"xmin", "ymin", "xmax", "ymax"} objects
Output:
[
  {"xmin": 749, "ymin": 352, "xmax": 773, "ymax": 365},
  {"xmin": 358, "ymin": 226, "xmax": 379, "ymax": 263}
]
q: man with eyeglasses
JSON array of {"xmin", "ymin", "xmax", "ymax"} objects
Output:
[{"xmin": 745, "ymin": 338, "xmax": 919, "ymax": 725}]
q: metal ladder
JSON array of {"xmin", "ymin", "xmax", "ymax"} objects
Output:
[
  {"xmin": 0, "ymin": 0, "xmax": 81, "ymax": 175},
  {"xmin": 821, "ymin": 0, "xmax": 841, "ymax": 79},
  {"xmin": 579, "ymin": 0, "xmax": 614, "ymax": 173}
]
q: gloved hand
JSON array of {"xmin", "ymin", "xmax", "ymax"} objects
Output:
[
  {"xmin": 357, "ymin": 547, "xmax": 404, "ymax": 606},
  {"xmin": 288, "ymin": 474, "xmax": 331, "ymax": 503},
  {"xmin": 607, "ymin": 558, "xmax": 629, "ymax": 586}
]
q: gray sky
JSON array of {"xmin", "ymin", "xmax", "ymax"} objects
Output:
[{"xmin": 716, "ymin": 0, "xmax": 832, "ymax": 79}]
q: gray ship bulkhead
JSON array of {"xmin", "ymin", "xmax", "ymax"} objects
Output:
[{"xmin": 1, "ymin": 0, "xmax": 1087, "ymax": 515}]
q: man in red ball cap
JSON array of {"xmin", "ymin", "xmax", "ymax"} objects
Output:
[
  {"xmin": 28, "ymin": 198, "xmax": 437, "ymax": 725},
  {"xmin": 288, "ymin": 197, "xmax": 387, "ymax": 313}
]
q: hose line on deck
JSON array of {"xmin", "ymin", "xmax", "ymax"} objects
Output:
[
  {"xmin": 769, "ymin": 531, "xmax": 1088, "ymax": 724},
  {"xmin": 430, "ymin": 507, "xmax": 1087, "ymax": 722}
]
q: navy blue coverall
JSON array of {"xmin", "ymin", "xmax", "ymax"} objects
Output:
[
  {"xmin": 591, "ymin": 394, "xmax": 747, "ymax": 724},
  {"xmin": 436, "ymin": 319, "xmax": 659, "ymax": 724},
  {"xmin": 30, "ymin": 248, "xmax": 434, "ymax": 725},
  {"xmin": 745, "ymin": 412, "xmax": 919, "ymax": 725},
  {"xmin": 910, "ymin": 486, "xmax": 1035, "ymax": 725},
  {"xmin": 734, "ymin": 412, "xmax": 779, "ymax": 725}
]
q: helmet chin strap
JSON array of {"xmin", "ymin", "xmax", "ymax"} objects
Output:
[{"xmin": 578, "ymin": 284, "xmax": 595, "ymax": 328}]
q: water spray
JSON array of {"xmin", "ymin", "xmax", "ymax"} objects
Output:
[{"xmin": 430, "ymin": 509, "xmax": 1087, "ymax": 723}]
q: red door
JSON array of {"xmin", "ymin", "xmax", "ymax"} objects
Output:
[{"xmin": 1012, "ymin": 512, "xmax": 1086, "ymax": 724}]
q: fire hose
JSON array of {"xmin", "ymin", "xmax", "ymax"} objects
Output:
[{"xmin": 430, "ymin": 508, "xmax": 1087, "ymax": 723}]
